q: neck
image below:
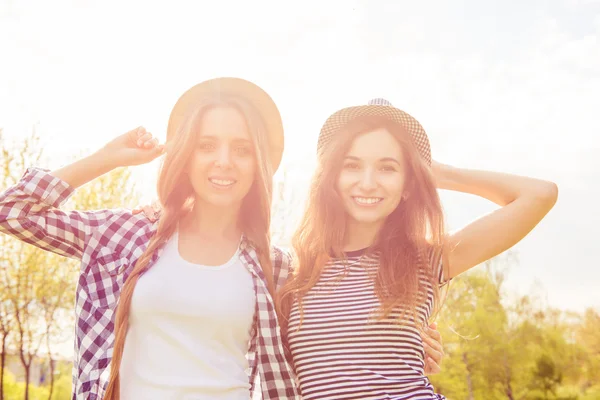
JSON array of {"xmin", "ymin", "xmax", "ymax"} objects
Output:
[
  {"xmin": 182, "ymin": 199, "xmax": 243, "ymax": 241},
  {"xmin": 343, "ymin": 218, "xmax": 384, "ymax": 252}
]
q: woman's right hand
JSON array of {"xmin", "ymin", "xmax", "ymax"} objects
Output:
[
  {"xmin": 101, "ymin": 126, "xmax": 165, "ymax": 168},
  {"xmin": 132, "ymin": 203, "xmax": 161, "ymax": 222}
]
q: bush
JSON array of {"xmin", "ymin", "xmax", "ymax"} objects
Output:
[{"xmin": 1, "ymin": 369, "xmax": 71, "ymax": 400}]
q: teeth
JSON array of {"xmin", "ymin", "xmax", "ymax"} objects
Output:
[
  {"xmin": 210, "ymin": 178, "xmax": 236, "ymax": 186},
  {"xmin": 354, "ymin": 197, "xmax": 383, "ymax": 205}
]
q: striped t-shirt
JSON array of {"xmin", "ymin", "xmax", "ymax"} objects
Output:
[{"xmin": 287, "ymin": 248, "xmax": 446, "ymax": 400}]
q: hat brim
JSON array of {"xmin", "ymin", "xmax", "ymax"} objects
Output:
[
  {"xmin": 167, "ymin": 77, "xmax": 284, "ymax": 172},
  {"xmin": 317, "ymin": 105, "xmax": 432, "ymax": 166}
]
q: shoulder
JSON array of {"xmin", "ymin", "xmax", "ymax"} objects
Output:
[
  {"xmin": 270, "ymin": 245, "xmax": 293, "ymax": 289},
  {"xmin": 85, "ymin": 210, "xmax": 159, "ymax": 258},
  {"xmin": 271, "ymin": 245, "xmax": 293, "ymax": 271}
]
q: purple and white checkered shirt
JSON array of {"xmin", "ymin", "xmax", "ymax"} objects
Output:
[{"xmin": 0, "ymin": 168, "xmax": 300, "ymax": 400}]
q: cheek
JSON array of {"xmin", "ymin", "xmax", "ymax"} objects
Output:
[
  {"xmin": 336, "ymin": 171, "xmax": 353, "ymax": 194},
  {"xmin": 384, "ymin": 176, "xmax": 407, "ymax": 202},
  {"xmin": 187, "ymin": 153, "xmax": 210, "ymax": 176},
  {"xmin": 237, "ymin": 157, "xmax": 256, "ymax": 181}
]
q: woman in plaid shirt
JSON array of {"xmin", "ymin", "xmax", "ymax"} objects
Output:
[{"xmin": 0, "ymin": 77, "xmax": 302, "ymax": 400}]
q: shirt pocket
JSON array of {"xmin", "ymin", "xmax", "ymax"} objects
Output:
[{"xmin": 85, "ymin": 246, "xmax": 130, "ymax": 309}]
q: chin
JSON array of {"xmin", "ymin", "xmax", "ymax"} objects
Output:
[
  {"xmin": 201, "ymin": 193, "xmax": 245, "ymax": 209},
  {"xmin": 347, "ymin": 210, "xmax": 387, "ymax": 225}
]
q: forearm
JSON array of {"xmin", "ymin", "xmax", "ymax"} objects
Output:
[
  {"xmin": 433, "ymin": 163, "xmax": 558, "ymax": 207},
  {"xmin": 52, "ymin": 149, "xmax": 119, "ymax": 189},
  {"xmin": 0, "ymin": 167, "xmax": 118, "ymax": 259}
]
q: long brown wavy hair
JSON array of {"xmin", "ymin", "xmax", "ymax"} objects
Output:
[
  {"xmin": 103, "ymin": 96, "xmax": 276, "ymax": 399},
  {"xmin": 277, "ymin": 115, "xmax": 448, "ymax": 345}
]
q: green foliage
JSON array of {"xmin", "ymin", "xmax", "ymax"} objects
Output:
[
  {"xmin": 1, "ymin": 370, "xmax": 70, "ymax": 400},
  {"xmin": 429, "ymin": 255, "xmax": 598, "ymax": 400}
]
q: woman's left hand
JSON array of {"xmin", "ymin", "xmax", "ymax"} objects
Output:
[
  {"xmin": 429, "ymin": 160, "xmax": 445, "ymax": 188},
  {"xmin": 422, "ymin": 322, "xmax": 444, "ymax": 375},
  {"xmin": 429, "ymin": 160, "xmax": 558, "ymax": 279}
]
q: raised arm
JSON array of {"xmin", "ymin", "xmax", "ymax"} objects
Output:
[
  {"xmin": 0, "ymin": 127, "xmax": 163, "ymax": 259},
  {"xmin": 433, "ymin": 161, "xmax": 558, "ymax": 279}
]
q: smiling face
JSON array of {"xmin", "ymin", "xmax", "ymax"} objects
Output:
[
  {"xmin": 336, "ymin": 127, "xmax": 408, "ymax": 227},
  {"xmin": 186, "ymin": 106, "xmax": 256, "ymax": 210}
]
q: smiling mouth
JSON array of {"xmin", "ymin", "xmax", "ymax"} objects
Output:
[
  {"xmin": 352, "ymin": 196, "xmax": 383, "ymax": 205},
  {"xmin": 208, "ymin": 178, "xmax": 237, "ymax": 188}
]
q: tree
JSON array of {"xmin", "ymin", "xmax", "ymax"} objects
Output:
[
  {"xmin": 428, "ymin": 250, "xmax": 599, "ymax": 400},
  {"xmin": 0, "ymin": 279, "xmax": 13, "ymax": 400},
  {"xmin": 1, "ymin": 128, "xmax": 46, "ymax": 400},
  {"xmin": 0, "ymin": 127, "xmax": 141, "ymax": 399},
  {"xmin": 574, "ymin": 308, "xmax": 600, "ymax": 391},
  {"xmin": 37, "ymin": 254, "xmax": 74, "ymax": 400},
  {"xmin": 430, "ymin": 253, "xmax": 539, "ymax": 400},
  {"xmin": 531, "ymin": 353, "xmax": 563, "ymax": 399}
]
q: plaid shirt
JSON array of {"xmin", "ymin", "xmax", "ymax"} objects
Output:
[{"xmin": 0, "ymin": 168, "xmax": 300, "ymax": 400}]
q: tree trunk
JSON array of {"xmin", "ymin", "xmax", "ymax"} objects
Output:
[
  {"xmin": 23, "ymin": 365, "xmax": 30, "ymax": 400},
  {"xmin": 48, "ymin": 359, "xmax": 55, "ymax": 400},
  {"xmin": 0, "ymin": 333, "xmax": 6, "ymax": 400},
  {"xmin": 462, "ymin": 352, "xmax": 475, "ymax": 400},
  {"xmin": 503, "ymin": 357, "xmax": 514, "ymax": 400},
  {"xmin": 46, "ymin": 353, "xmax": 55, "ymax": 400}
]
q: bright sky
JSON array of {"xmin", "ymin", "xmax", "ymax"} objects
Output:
[{"xmin": 1, "ymin": 0, "xmax": 599, "ymax": 319}]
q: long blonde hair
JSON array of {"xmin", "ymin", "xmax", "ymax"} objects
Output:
[
  {"xmin": 277, "ymin": 116, "xmax": 448, "ymax": 348},
  {"xmin": 103, "ymin": 96, "xmax": 276, "ymax": 399}
]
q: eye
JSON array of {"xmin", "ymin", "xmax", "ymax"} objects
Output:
[
  {"xmin": 234, "ymin": 145, "xmax": 253, "ymax": 156},
  {"xmin": 343, "ymin": 162, "xmax": 360, "ymax": 170},
  {"xmin": 198, "ymin": 142, "xmax": 216, "ymax": 152},
  {"xmin": 380, "ymin": 165, "xmax": 397, "ymax": 172}
]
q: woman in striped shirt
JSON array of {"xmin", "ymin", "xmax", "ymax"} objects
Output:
[{"xmin": 277, "ymin": 99, "xmax": 558, "ymax": 399}]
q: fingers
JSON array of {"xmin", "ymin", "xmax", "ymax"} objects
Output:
[
  {"xmin": 143, "ymin": 206, "xmax": 157, "ymax": 221},
  {"xmin": 132, "ymin": 127, "xmax": 162, "ymax": 151},
  {"xmin": 424, "ymin": 356, "xmax": 441, "ymax": 375},
  {"xmin": 422, "ymin": 331, "xmax": 444, "ymax": 354},
  {"xmin": 426, "ymin": 324, "xmax": 443, "ymax": 345},
  {"xmin": 423, "ymin": 336, "xmax": 443, "ymax": 364},
  {"xmin": 142, "ymin": 205, "xmax": 159, "ymax": 222},
  {"xmin": 421, "ymin": 325, "xmax": 444, "ymax": 369},
  {"xmin": 422, "ymin": 325, "xmax": 443, "ymax": 350},
  {"xmin": 137, "ymin": 133, "xmax": 154, "ymax": 148},
  {"xmin": 132, "ymin": 205, "xmax": 159, "ymax": 221}
]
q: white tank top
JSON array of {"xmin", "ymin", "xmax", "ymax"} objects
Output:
[{"xmin": 119, "ymin": 232, "xmax": 255, "ymax": 400}]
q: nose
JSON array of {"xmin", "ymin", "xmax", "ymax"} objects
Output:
[
  {"xmin": 358, "ymin": 167, "xmax": 377, "ymax": 191},
  {"xmin": 214, "ymin": 145, "xmax": 233, "ymax": 169}
]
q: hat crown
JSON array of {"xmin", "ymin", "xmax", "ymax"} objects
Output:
[
  {"xmin": 367, "ymin": 98, "xmax": 393, "ymax": 106},
  {"xmin": 318, "ymin": 98, "xmax": 432, "ymax": 166}
]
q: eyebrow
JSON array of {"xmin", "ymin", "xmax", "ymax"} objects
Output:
[
  {"xmin": 197, "ymin": 136, "xmax": 252, "ymax": 144},
  {"xmin": 344, "ymin": 155, "xmax": 402, "ymax": 166},
  {"xmin": 380, "ymin": 157, "xmax": 402, "ymax": 166}
]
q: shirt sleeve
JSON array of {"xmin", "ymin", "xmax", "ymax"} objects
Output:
[
  {"xmin": 428, "ymin": 244, "xmax": 451, "ymax": 288},
  {"xmin": 271, "ymin": 246, "xmax": 293, "ymax": 291},
  {"xmin": 0, "ymin": 167, "xmax": 120, "ymax": 260}
]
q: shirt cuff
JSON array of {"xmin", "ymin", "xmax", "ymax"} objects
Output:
[{"xmin": 21, "ymin": 167, "xmax": 75, "ymax": 207}]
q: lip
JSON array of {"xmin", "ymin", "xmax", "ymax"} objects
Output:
[
  {"xmin": 208, "ymin": 177, "xmax": 237, "ymax": 189},
  {"xmin": 351, "ymin": 196, "xmax": 384, "ymax": 207}
]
